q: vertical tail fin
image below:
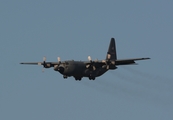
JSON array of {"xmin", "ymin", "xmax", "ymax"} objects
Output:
[{"xmin": 106, "ymin": 38, "xmax": 117, "ymax": 60}]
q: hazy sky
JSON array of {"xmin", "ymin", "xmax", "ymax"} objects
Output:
[{"xmin": 1, "ymin": 1, "xmax": 173, "ymax": 120}]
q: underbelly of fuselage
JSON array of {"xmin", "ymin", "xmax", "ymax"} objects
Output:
[{"xmin": 59, "ymin": 66, "xmax": 107, "ymax": 78}]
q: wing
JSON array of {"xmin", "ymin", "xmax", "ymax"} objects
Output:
[
  {"xmin": 115, "ymin": 57, "xmax": 150, "ymax": 65},
  {"xmin": 20, "ymin": 62, "xmax": 42, "ymax": 65},
  {"xmin": 84, "ymin": 57, "xmax": 150, "ymax": 70},
  {"xmin": 20, "ymin": 62, "xmax": 60, "ymax": 67}
]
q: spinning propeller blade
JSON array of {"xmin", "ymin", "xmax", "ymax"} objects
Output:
[
  {"xmin": 88, "ymin": 56, "xmax": 92, "ymax": 61},
  {"xmin": 87, "ymin": 56, "xmax": 96, "ymax": 70},
  {"xmin": 42, "ymin": 57, "xmax": 46, "ymax": 72},
  {"xmin": 57, "ymin": 57, "xmax": 61, "ymax": 63}
]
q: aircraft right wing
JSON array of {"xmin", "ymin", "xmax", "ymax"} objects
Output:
[{"xmin": 115, "ymin": 57, "xmax": 150, "ymax": 65}]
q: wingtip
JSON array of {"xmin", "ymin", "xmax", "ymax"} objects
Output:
[{"xmin": 142, "ymin": 57, "xmax": 150, "ymax": 60}]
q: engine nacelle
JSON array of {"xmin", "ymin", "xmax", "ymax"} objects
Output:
[
  {"xmin": 44, "ymin": 63, "xmax": 51, "ymax": 68},
  {"xmin": 54, "ymin": 65, "xmax": 65, "ymax": 74},
  {"xmin": 54, "ymin": 65, "xmax": 59, "ymax": 71}
]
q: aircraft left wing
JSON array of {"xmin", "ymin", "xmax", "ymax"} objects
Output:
[
  {"xmin": 85, "ymin": 57, "xmax": 150, "ymax": 70},
  {"xmin": 115, "ymin": 57, "xmax": 150, "ymax": 65}
]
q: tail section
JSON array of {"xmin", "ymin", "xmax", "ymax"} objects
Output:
[{"xmin": 106, "ymin": 38, "xmax": 117, "ymax": 60}]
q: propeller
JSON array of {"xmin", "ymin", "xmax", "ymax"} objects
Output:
[
  {"xmin": 57, "ymin": 57, "xmax": 61, "ymax": 63},
  {"xmin": 102, "ymin": 54, "xmax": 115, "ymax": 69},
  {"xmin": 87, "ymin": 56, "xmax": 96, "ymax": 70},
  {"xmin": 42, "ymin": 56, "xmax": 46, "ymax": 72},
  {"xmin": 102, "ymin": 60, "xmax": 109, "ymax": 69},
  {"xmin": 54, "ymin": 57, "xmax": 61, "ymax": 71},
  {"xmin": 107, "ymin": 54, "xmax": 111, "ymax": 60},
  {"xmin": 41, "ymin": 56, "xmax": 52, "ymax": 72},
  {"xmin": 106, "ymin": 54, "xmax": 111, "ymax": 69},
  {"xmin": 88, "ymin": 56, "xmax": 92, "ymax": 62},
  {"xmin": 38, "ymin": 56, "xmax": 61, "ymax": 72}
]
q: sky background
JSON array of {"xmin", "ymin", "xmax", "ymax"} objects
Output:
[{"xmin": 1, "ymin": 0, "xmax": 173, "ymax": 120}]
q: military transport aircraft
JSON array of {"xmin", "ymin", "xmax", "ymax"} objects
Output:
[{"xmin": 21, "ymin": 38, "xmax": 150, "ymax": 81}]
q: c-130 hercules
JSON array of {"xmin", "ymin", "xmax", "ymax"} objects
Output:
[{"xmin": 21, "ymin": 38, "xmax": 150, "ymax": 81}]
